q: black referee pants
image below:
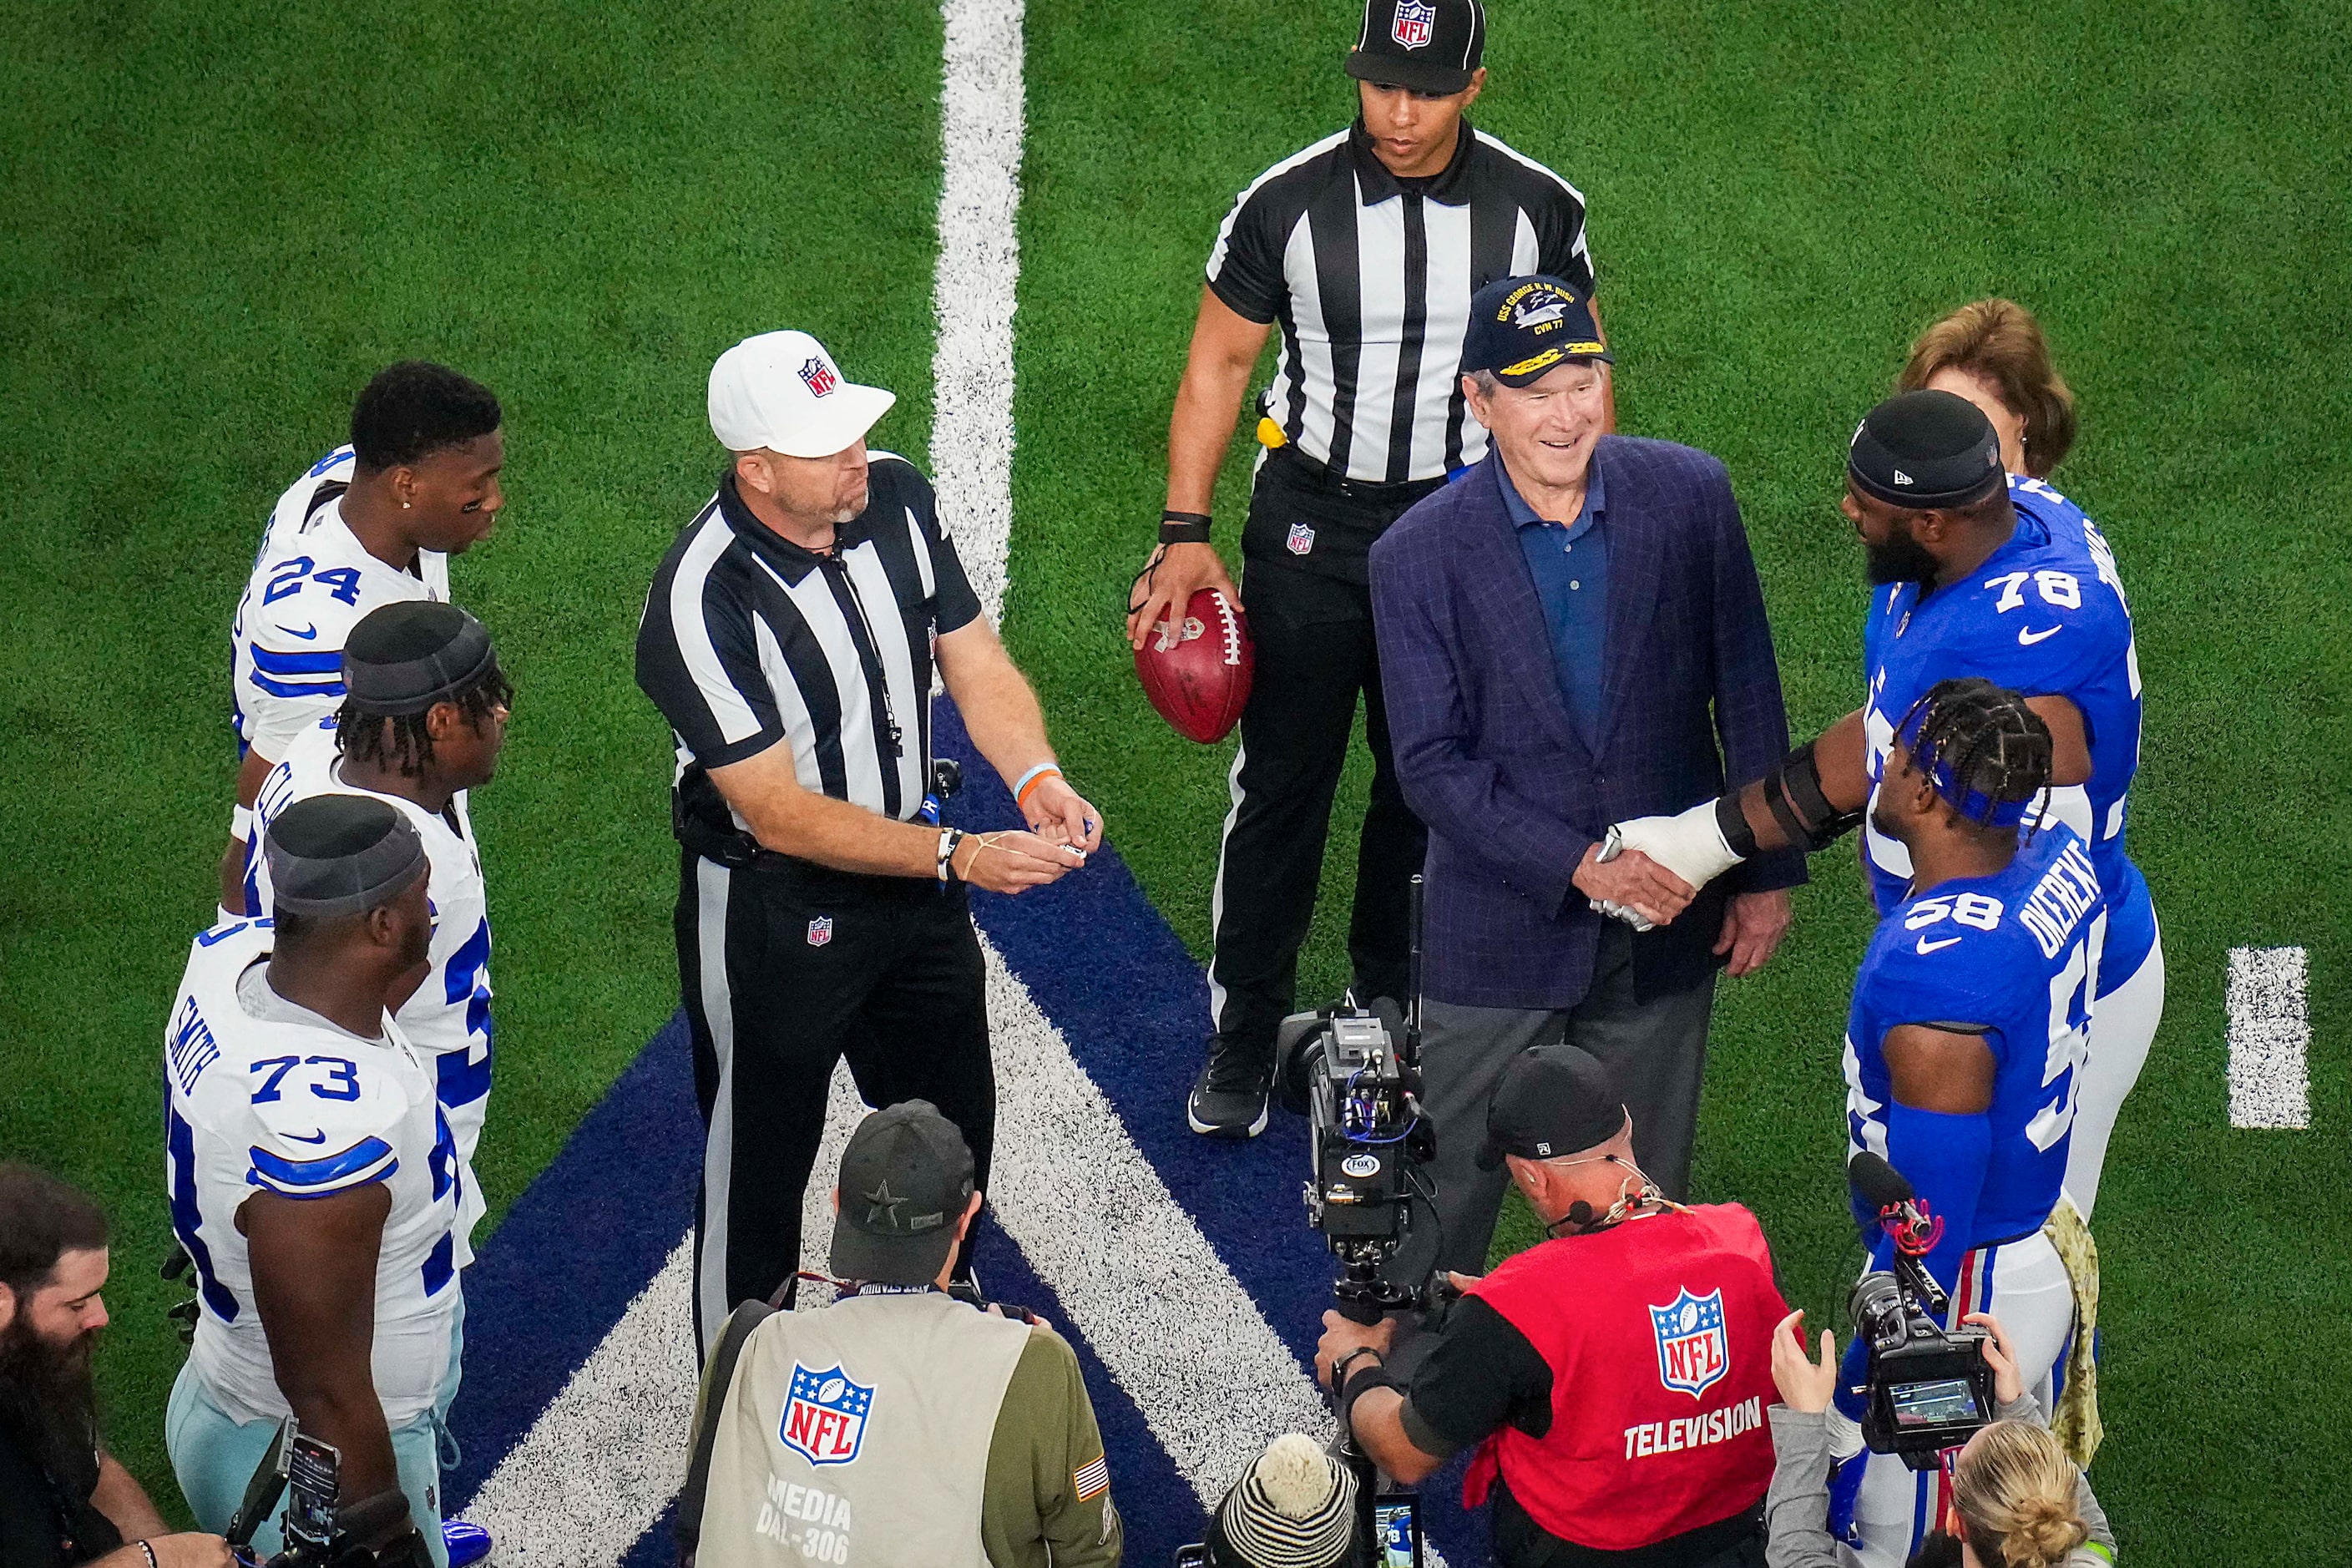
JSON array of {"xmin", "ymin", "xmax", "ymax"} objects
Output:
[
  {"xmin": 675, "ymin": 849, "xmax": 994, "ymax": 1352},
  {"xmin": 1208, "ymin": 453, "xmax": 1439, "ymax": 1066}
]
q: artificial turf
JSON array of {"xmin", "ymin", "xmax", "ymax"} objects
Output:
[{"xmin": 4, "ymin": 0, "xmax": 2348, "ymax": 1559}]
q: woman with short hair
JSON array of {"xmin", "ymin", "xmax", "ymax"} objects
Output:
[{"xmin": 1899, "ymin": 298, "xmax": 2077, "ymax": 479}]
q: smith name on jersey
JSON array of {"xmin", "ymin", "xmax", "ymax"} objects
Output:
[
  {"xmin": 230, "ymin": 446, "xmax": 450, "ymax": 766},
  {"xmin": 163, "ymin": 918, "xmax": 461, "ymax": 1426},
  {"xmin": 251, "ymin": 719, "xmax": 494, "ymax": 1252},
  {"xmin": 1859, "ymin": 473, "xmax": 2153, "ymax": 985},
  {"xmin": 1844, "ymin": 822, "xmax": 2102, "ymax": 1288}
]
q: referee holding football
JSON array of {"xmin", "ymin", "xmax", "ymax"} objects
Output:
[
  {"xmin": 1130, "ymin": 0, "xmax": 1607, "ymax": 1136},
  {"xmin": 637, "ymin": 330, "xmax": 1101, "ymax": 1352}
]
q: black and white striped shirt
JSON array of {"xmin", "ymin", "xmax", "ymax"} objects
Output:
[
  {"xmin": 1206, "ymin": 118, "xmax": 1593, "ymax": 485},
  {"xmin": 635, "ymin": 455, "xmax": 981, "ymax": 835}
]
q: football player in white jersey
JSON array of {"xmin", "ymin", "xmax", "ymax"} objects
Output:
[
  {"xmin": 251, "ymin": 602, "xmax": 511, "ymax": 1258},
  {"xmin": 164, "ymin": 797, "xmax": 455, "ymax": 1568},
  {"xmin": 220, "ymin": 362, "xmax": 504, "ymax": 917}
]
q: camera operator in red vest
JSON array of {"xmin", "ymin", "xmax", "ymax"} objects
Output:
[{"xmin": 1315, "ymin": 1045, "xmax": 1785, "ymax": 1567}]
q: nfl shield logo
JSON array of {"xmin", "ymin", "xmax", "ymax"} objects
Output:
[
  {"xmin": 780, "ymin": 1363, "xmax": 873, "ymax": 1467},
  {"xmin": 1391, "ymin": 0, "xmax": 1435, "ymax": 49},
  {"xmin": 799, "ymin": 356, "xmax": 840, "ymax": 397},
  {"xmin": 807, "ymin": 916, "xmax": 834, "ymax": 947},
  {"xmin": 1286, "ymin": 521, "xmax": 1317, "ymax": 556},
  {"xmin": 1649, "ymin": 1287, "xmax": 1730, "ymax": 1399}
]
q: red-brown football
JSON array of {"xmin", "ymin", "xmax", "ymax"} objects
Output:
[{"xmin": 1135, "ymin": 588, "xmax": 1253, "ymax": 744}]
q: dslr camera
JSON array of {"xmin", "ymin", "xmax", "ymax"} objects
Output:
[{"xmin": 1846, "ymin": 1152, "xmax": 1996, "ymax": 1469}]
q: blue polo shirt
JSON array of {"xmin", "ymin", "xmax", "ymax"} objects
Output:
[{"xmin": 1499, "ymin": 456, "xmax": 1609, "ymax": 749}]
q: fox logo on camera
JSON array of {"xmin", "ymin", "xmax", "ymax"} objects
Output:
[
  {"xmin": 781, "ymin": 1363, "xmax": 874, "ymax": 1466},
  {"xmin": 1649, "ymin": 1287, "xmax": 1729, "ymax": 1399}
]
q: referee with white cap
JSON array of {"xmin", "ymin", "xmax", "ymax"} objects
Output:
[
  {"xmin": 1129, "ymin": 0, "xmax": 1606, "ymax": 1138},
  {"xmin": 636, "ymin": 330, "xmax": 1103, "ymax": 1350}
]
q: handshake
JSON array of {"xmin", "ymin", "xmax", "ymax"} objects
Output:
[{"xmin": 1585, "ymin": 799, "xmax": 1748, "ymax": 933}]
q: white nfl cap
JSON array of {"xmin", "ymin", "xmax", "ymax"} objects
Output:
[{"xmin": 708, "ymin": 330, "xmax": 896, "ymax": 458}]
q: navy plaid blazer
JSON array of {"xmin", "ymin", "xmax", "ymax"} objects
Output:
[{"xmin": 1369, "ymin": 436, "xmax": 1805, "ymax": 1010}]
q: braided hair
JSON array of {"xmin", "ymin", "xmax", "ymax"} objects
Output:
[
  {"xmin": 1894, "ymin": 677, "xmax": 2052, "ymax": 832},
  {"xmin": 334, "ymin": 654, "xmax": 512, "ymax": 777}
]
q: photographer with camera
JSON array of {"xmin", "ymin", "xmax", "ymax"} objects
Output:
[
  {"xmin": 674, "ymin": 1100, "xmax": 1120, "ymax": 1568},
  {"xmin": 1313, "ymin": 1045, "xmax": 1785, "ymax": 1567},
  {"xmin": 1, "ymin": 1165, "xmax": 233, "ymax": 1568},
  {"xmin": 1764, "ymin": 1312, "xmax": 2112, "ymax": 1568}
]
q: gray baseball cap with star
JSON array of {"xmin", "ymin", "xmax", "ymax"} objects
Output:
[{"xmin": 829, "ymin": 1100, "xmax": 977, "ymax": 1287}]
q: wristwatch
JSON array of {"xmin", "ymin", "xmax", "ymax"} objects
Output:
[{"xmin": 937, "ymin": 828, "xmax": 967, "ymax": 883}]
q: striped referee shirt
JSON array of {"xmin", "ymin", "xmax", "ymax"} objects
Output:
[
  {"xmin": 1206, "ymin": 118, "xmax": 1594, "ymax": 485},
  {"xmin": 635, "ymin": 454, "xmax": 981, "ymax": 836}
]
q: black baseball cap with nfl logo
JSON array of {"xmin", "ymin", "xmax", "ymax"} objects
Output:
[{"xmin": 1346, "ymin": 0, "xmax": 1485, "ymax": 95}]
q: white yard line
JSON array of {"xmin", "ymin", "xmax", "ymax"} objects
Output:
[
  {"xmin": 976, "ymin": 937, "xmax": 1332, "ymax": 1503},
  {"xmin": 928, "ymin": 0, "xmax": 1025, "ymax": 626},
  {"xmin": 458, "ymin": 1240, "xmax": 700, "ymax": 1564},
  {"xmin": 2227, "ymin": 945, "xmax": 2311, "ymax": 1129}
]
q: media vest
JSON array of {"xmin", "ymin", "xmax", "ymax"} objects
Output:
[
  {"xmin": 701, "ymin": 1290, "xmax": 1032, "ymax": 1567},
  {"xmin": 1464, "ymin": 1203, "xmax": 1784, "ymax": 1552}
]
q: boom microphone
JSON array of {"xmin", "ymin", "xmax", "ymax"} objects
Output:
[
  {"xmin": 1849, "ymin": 1151, "xmax": 1912, "ymax": 1212},
  {"xmin": 1848, "ymin": 1151, "xmax": 1941, "ymax": 1257}
]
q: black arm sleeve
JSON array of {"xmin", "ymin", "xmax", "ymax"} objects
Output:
[{"xmin": 1397, "ymin": 1297, "xmax": 1555, "ymax": 1459}]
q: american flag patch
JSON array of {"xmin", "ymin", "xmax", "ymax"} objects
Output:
[{"xmin": 1072, "ymin": 1454, "xmax": 1110, "ymax": 1502}]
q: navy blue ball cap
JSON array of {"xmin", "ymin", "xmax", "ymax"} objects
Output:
[
  {"xmin": 1463, "ymin": 275, "xmax": 1611, "ymax": 387},
  {"xmin": 1848, "ymin": 390, "xmax": 2005, "ymax": 509}
]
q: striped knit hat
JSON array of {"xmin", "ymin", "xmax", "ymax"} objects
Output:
[{"xmin": 1206, "ymin": 1434, "xmax": 1359, "ymax": 1568}]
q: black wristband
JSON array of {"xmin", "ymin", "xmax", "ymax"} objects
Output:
[
  {"xmin": 1328, "ymin": 1345, "xmax": 1381, "ymax": 1394},
  {"xmin": 1339, "ymin": 1363, "xmax": 1403, "ymax": 1428},
  {"xmin": 1159, "ymin": 509, "xmax": 1213, "ymax": 544},
  {"xmin": 1715, "ymin": 792, "xmax": 1758, "ymax": 860}
]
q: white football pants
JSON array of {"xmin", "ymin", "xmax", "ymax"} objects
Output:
[{"xmin": 2065, "ymin": 923, "xmax": 2165, "ymax": 1222}]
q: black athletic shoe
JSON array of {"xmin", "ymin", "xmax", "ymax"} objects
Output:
[{"xmin": 1187, "ymin": 1046, "xmax": 1271, "ymax": 1139}]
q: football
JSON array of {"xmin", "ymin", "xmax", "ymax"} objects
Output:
[{"xmin": 1135, "ymin": 587, "xmax": 1253, "ymax": 744}]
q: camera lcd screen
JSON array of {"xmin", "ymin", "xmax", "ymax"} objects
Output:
[
  {"xmin": 1374, "ymin": 1495, "xmax": 1421, "ymax": 1568},
  {"xmin": 1889, "ymin": 1377, "xmax": 1985, "ymax": 1427},
  {"xmin": 284, "ymin": 1434, "xmax": 340, "ymax": 1543}
]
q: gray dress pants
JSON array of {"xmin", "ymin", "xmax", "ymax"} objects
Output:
[{"xmin": 1389, "ymin": 921, "xmax": 1718, "ymax": 1288}]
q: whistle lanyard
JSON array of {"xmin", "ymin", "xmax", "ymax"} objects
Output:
[{"xmin": 821, "ymin": 552, "xmax": 904, "ymax": 760}]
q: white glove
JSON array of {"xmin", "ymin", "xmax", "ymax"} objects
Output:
[{"xmin": 1609, "ymin": 800, "xmax": 1746, "ymax": 891}]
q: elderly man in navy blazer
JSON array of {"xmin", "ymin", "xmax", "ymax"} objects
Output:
[{"xmin": 1369, "ymin": 276, "xmax": 1803, "ymax": 1281}]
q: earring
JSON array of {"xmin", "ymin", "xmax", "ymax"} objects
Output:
[{"xmin": 402, "ymin": 501, "xmax": 412, "ymax": 509}]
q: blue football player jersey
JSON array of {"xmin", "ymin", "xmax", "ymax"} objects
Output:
[
  {"xmin": 1844, "ymin": 823, "xmax": 2102, "ymax": 1283},
  {"xmin": 1859, "ymin": 473, "xmax": 2154, "ymax": 989}
]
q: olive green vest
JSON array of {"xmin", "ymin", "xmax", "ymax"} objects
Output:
[{"xmin": 700, "ymin": 1291, "xmax": 1031, "ymax": 1566}]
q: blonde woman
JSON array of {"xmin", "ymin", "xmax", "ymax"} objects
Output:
[
  {"xmin": 1763, "ymin": 1311, "xmax": 2115, "ymax": 1568},
  {"xmin": 1889, "ymin": 300, "xmax": 2162, "ymax": 1224}
]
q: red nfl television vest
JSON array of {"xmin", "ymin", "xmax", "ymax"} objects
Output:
[{"xmin": 1463, "ymin": 1203, "xmax": 1785, "ymax": 1551}]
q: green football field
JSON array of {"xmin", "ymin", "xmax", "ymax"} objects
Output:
[{"xmin": 4, "ymin": 0, "xmax": 2348, "ymax": 1558}]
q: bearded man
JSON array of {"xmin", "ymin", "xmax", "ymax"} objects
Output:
[{"xmin": 0, "ymin": 1164, "xmax": 230, "ymax": 1567}]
